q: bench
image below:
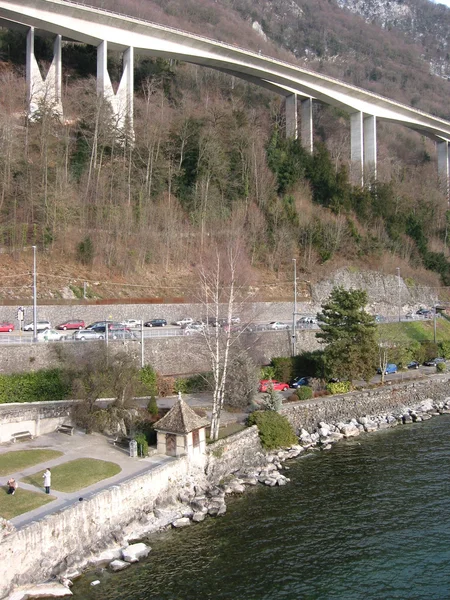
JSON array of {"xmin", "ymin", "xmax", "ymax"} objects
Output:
[
  {"xmin": 11, "ymin": 431, "xmax": 34, "ymax": 443},
  {"xmin": 112, "ymin": 435, "xmax": 132, "ymax": 448},
  {"xmin": 57, "ymin": 424, "xmax": 74, "ymax": 436}
]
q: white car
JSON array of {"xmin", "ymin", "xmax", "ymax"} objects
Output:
[
  {"xmin": 72, "ymin": 329, "xmax": 104, "ymax": 341},
  {"xmin": 121, "ymin": 319, "xmax": 142, "ymax": 328},
  {"xmin": 174, "ymin": 317, "xmax": 194, "ymax": 327},
  {"xmin": 36, "ymin": 329, "xmax": 63, "ymax": 342},
  {"xmin": 23, "ymin": 320, "xmax": 51, "ymax": 332},
  {"xmin": 269, "ymin": 321, "xmax": 289, "ymax": 330}
]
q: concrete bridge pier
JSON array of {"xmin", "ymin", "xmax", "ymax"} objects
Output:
[
  {"xmin": 363, "ymin": 114, "xmax": 377, "ymax": 182},
  {"xmin": 286, "ymin": 94, "xmax": 314, "ymax": 154},
  {"xmin": 437, "ymin": 140, "xmax": 450, "ymax": 204},
  {"xmin": 97, "ymin": 40, "xmax": 134, "ymax": 138},
  {"xmin": 285, "ymin": 93, "xmax": 297, "ymax": 139},
  {"xmin": 351, "ymin": 111, "xmax": 377, "ymax": 186},
  {"xmin": 301, "ymin": 98, "xmax": 313, "ymax": 153},
  {"xmin": 26, "ymin": 28, "xmax": 62, "ymax": 120}
]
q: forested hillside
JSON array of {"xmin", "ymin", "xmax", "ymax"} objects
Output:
[{"xmin": 0, "ymin": 0, "xmax": 449, "ymax": 300}]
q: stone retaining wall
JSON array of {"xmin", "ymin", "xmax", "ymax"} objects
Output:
[
  {"xmin": 281, "ymin": 374, "xmax": 450, "ymax": 432},
  {"xmin": 0, "ymin": 400, "xmax": 73, "ymax": 443}
]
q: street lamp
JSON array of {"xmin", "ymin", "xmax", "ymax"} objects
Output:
[
  {"xmin": 434, "ymin": 303, "xmax": 438, "ymax": 344},
  {"xmin": 32, "ymin": 245, "xmax": 37, "ymax": 342},
  {"xmin": 397, "ymin": 267, "xmax": 401, "ymax": 323},
  {"xmin": 292, "ymin": 258, "xmax": 297, "ymax": 356}
]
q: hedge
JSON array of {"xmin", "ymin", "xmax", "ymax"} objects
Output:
[
  {"xmin": 0, "ymin": 369, "xmax": 72, "ymax": 403},
  {"xmin": 247, "ymin": 410, "xmax": 297, "ymax": 450}
]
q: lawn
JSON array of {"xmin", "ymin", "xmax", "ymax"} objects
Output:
[
  {"xmin": 379, "ymin": 319, "xmax": 450, "ymax": 344},
  {"xmin": 21, "ymin": 458, "xmax": 122, "ymax": 493},
  {"xmin": 0, "ymin": 487, "xmax": 55, "ymax": 520},
  {"xmin": 0, "ymin": 449, "xmax": 63, "ymax": 477}
]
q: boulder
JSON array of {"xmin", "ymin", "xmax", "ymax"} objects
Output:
[
  {"xmin": 402, "ymin": 414, "xmax": 413, "ymax": 424},
  {"xmin": 109, "ymin": 560, "xmax": 131, "ymax": 572},
  {"xmin": 122, "ymin": 543, "xmax": 151, "ymax": 563},
  {"xmin": 363, "ymin": 421, "xmax": 378, "ymax": 433},
  {"xmin": 192, "ymin": 512, "xmax": 207, "ymax": 522},
  {"xmin": 89, "ymin": 548, "xmax": 122, "ymax": 567},
  {"xmin": 172, "ymin": 517, "xmax": 191, "ymax": 528},
  {"xmin": 340, "ymin": 424, "xmax": 360, "ymax": 438},
  {"xmin": 9, "ymin": 583, "xmax": 73, "ymax": 599}
]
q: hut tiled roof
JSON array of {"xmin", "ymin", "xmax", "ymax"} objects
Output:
[{"xmin": 154, "ymin": 398, "xmax": 209, "ymax": 434}]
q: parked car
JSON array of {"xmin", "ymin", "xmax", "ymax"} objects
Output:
[
  {"xmin": 122, "ymin": 319, "xmax": 143, "ymax": 328},
  {"xmin": 144, "ymin": 319, "xmax": 167, "ymax": 327},
  {"xmin": 87, "ymin": 322, "xmax": 125, "ymax": 332},
  {"xmin": 289, "ymin": 376, "xmax": 310, "ymax": 388},
  {"xmin": 72, "ymin": 329, "xmax": 104, "ymax": 341},
  {"xmin": 407, "ymin": 361, "xmax": 420, "ymax": 369},
  {"xmin": 110, "ymin": 329, "xmax": 136, "ymax": 340},
  {"xmin": 23, "ymin": 320, "xmax": 51, "ymax": 332},
  {"xmin": 56, "ymin": 319, "xmax": 85, "ymax": 330},
  {"xmin": 184, "ymin": 322, "xmax": 206, "ymax": 334},
  {"xmin": 405, "ymin": 312, "xmax": 420, "ymax": 320},
  {"xmin": 377, "ymin": 363, "xmax": 398, "ymax": 375},
  {"xmin": 297, "ymin": 316, "xmax": 317, "ymax": 325},
  {"xmin": 259, "ymin": 379, "xmax": 289, "ymax": 392},
  {"xmin": 374, "ymin": 315, "xmax": 385, "ymax": 323},
  {"xmin": 269, "ymin": 321, "xmax": 289, "ymax": 330},
  {"xmin": 37, "ymin": 329, "xmax": 64, "ymax": 342},
  {"xmin": 0, "ymin": 322, "xmax": 14, "ymax": 332},
  {"xmin": 173, "ymin": 317, "xmax": 194, "ymax": 327},
  {"xmin": 416, "ymin": 308, "xmax": 432, "ymax": 318},
  {"xmin": 423, "ymin": 357, "xmax": 445, "ymax": 367}
]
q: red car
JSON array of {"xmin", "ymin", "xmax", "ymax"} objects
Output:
[
  {"xmin": 0, "ymin": 322, "xmax": 14, "ymax": 332},
  {"xmin": 258, "ymin": 379, "xmax": 289, "ymax": 392},
  {"xmin": 56, "ymin": 319, "xmax": 85, "ymax": 330}
]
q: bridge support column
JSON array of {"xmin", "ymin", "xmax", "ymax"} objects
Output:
[
  {"xmin": 285, "ymin": 94, "xmax": 298, "ymax": 139},
  {"xmin": 97, "ymin": 41, "xmax": 134, "ymax": 139},
  {"xmin": 437, "ymin": 140, "xmax": 450, "ymax": 204},
  {"xmin": 301, "ymin": 98, "xmax": 313, "ymax": 153},
  {"xmin": 363, "ymin": 115, "xmax": 377, "ymax": 182},
  {"xmin": 350, "ymin": 112, "xmax": 364, "ymax": 186},
  {"xmin": 26, "ymin": 28, "xmax": 62, "ymax": 120}
]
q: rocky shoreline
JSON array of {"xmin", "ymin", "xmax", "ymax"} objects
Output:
[{"xmin": 10, "ymin": 394, "xmax": 450, "ymax": 599}]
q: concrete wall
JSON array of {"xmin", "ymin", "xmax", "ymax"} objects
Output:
[
  {"xmin": 0, "ymin": 400, "xmax": 73, "ymax": 443},
  {"xmin": 281, "ymin": 373, "xmax": 450, "ymax": 432},
  {"xmin": 0, "ymin": 330, "xmax": 320, "ymax": 376},
  {"xmin": 0, "ymin": 456, "xmax": 191, "ymax": 600}
]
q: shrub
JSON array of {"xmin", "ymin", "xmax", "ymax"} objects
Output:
[
  {"xmin": 292, "ymin": 350, "xmax": 325, "ymax": 379},
  {"xmin": 175, "ymin": 373, "xmax": 212, "ymax": 394},
  {"xmin": 271, "ymin": 357, "xmax": 293, "ymax": 383},
  {"xmin": 436, "ymin": 362, "xmax": 446, "ymax": 373},
  {"xmin": 76, "ymin": 236, "xmax": 94, "ymax": 266},
  {"xmin": 326, "ymin": 381, "xmax": 352, "ymax": 395},
  {"xmin": 247, "ymin": 410, "xmax": 297, "ymax": 450},
  {"xmin": 134, "ymin": 433, "xmax": 149, "ymax": 457},
  {"xmin": 439, "ymin": 341, "xmax": 450, "ymax": 359},
  {"xmin": 147, "ymin": 395, "xmax": 158, "ymax": 417},
  {"xmin": 0, "ymin": 369, "xmax": 72, "ymax": 404},
  {"xmin": 260, "ymin": 386, "xmax": 283, "ymax": 411},
  {"xmin": 260, "ymin": 365, "xmax": 276, "ymax": 380},
  {"xmin": 139, "ymin": 365, "xmax": 157, "ymax": 396},
  {"xmin": 296, "ymin": 386, "xmax": 313, "ymax": 401}
]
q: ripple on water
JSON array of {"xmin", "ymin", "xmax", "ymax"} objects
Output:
[{"xmin": 71, "ymin": 415, "xmax": 450, "ymax": 600}]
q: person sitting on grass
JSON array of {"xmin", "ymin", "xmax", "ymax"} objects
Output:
[{"xmin": 7, "ymin": 477, "xmax": 17, "ymax": 495}]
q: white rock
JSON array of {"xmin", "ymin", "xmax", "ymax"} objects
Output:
[
  {"xmin": 109, "ymin": 560, "xmax": 131, "ymax": 572},
  {"xmin": 90, "ymin": 581, "xmax": 100, "ymax": 587},
  {"xmin": 89, "ymin": 548, "xmax": 122, "ymax": 567},
  {"xmin": 340, "ymin": 424, "xmax": 360, "ymax": 438},
  {"xmin": 122, "ymin": 543, "xmax": 151, "ymax": 563},
  {"xmin": 9, "ymin": 583, "xmax": 73, "ymax": 599},
  {"xmin": 172, "ymin": 517, "xmax": 191, "ymax": 528},
  {"xmin": 192, "ymin": 512, "xmax": 207, "ymax": 522}
]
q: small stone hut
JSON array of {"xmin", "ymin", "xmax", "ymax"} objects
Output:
[{"xmin": 154, "ymin": 396, "xmax": 209, "ymax": 458}]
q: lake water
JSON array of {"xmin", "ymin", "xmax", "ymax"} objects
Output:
[{"xmin": 72, "ymin": 415, "xmax": 450, "ymax": 600}]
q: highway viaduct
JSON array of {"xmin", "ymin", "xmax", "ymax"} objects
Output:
[{"xmin": 0, "ymin": 0, "xmax": 449, "ymax": 191}]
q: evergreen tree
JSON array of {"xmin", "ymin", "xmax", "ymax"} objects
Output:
[{"xmin": 316, "ymin": 286, "xmax": 377, "ymax": 382}]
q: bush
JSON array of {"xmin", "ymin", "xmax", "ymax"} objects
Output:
[
  {"xmin": 147, "ymin": 395, "xmax": 158, "ymax": 417},
  {"xmin": 439, "ymin": 341, "xmax": 450, "ymax": 359},
  {"xmin": 296, "ymin": 386, "xmax": 313, "ymax": 401},
  {"xmin": 271, "ymin": 357, "xmax": 293, "ymax": 383},
  {"xmin": 247, "ymin": 410, "xmax": 297, "ymax": 450},
  {"xmin": 0, "ymin": 369, "xmax": 72, "ymax": 404},
  {"xmin": 139, "ymin": 365, "xmax": 157, "ymax": 396},
  {"xmin": 326, "ymin": 381, "xmax": 352, "ymax": 395},
  {"xmin": 260, "ymin": 365, "xmax": 276, "ymax": 380},
  {"xmin": 134, "ymin": 433, "xmax": 149, "ymax": 457},
  {"xmin": 174, "ymin": 373, "xmax": 212, "ymax": 394},
  {"xmin": 260, "ymin": 386, "xmax": 283, "ymax": 411},
  {"xmin": 436, "ymin": 362, "xmax": 446, "ymax": 373},
  {"xmin": 292, "ymin": 350, "xmax": 325, "ymax": 379}
]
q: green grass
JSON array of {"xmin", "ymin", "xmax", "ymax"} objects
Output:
[
  {"xmin": 207, "ymin": 422, "xmax": 246, "ymax": 443},
  {"xmin": 379, "ymin": 319, "xmax": 450, "ymax": 344},
  {"xmin": 21, "ymin": 458, "xmax": 122, "ymax": 493},
  {"xmin": 0, "ymin": 487, "xmax": 55, "ymax": 519},
  {"xmin": 0, "ymin": 449, "xmax": 63, "ymax": 477}
]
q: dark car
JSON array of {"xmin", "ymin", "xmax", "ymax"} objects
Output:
[
  {"xmin": 423, "ymin": 357, "xmax": 445, "ymax": 367},
  {"xmin": 416, "ymin": 308, "xmax": 432, "ymax": 318},
  {"xmin": 89, "ymin": 322, "xmax": 128, "ymax": 333},
  {"xmin": 144, "ymin": 319, "xmax": 167, "ymax": 327},
  {"xmin": 290, "ymin": 376, "xmax": 310, "ymax": 388},
  {"xmin": 407, "ymin": 361, "xmax": 420, "ymax": 369},
  {"xmin": 56, "ymin": 319, "xmax": 85, "ymax": 330}
]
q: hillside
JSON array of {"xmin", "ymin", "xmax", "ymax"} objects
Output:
[{"xmin": 0, "ymin": 0, "xmax": 449, "ymax": 302}]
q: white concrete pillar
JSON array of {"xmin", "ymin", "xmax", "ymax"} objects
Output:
[
  {"xmin": 437, "ymin": 140, "xmax": 450, "ymax": 203},
  {"xmin": 301, "ymin": 98, "xmax": 313, "ymax": 153},
  {"xmin": 26, "ymin": 28, "xmax": 62, "ymax": 119},
  {"xmin": 350, "ymin": 111, "xmax": 364, "ymax": 186},
  {"xmin": 97, "ymin": 41, "xmax": 134, "ymax": 138},
  {"xmin": 363, "ymin": 115, "xmax": 377, "ymax": 181},
  {"xmin": 285, "ymin": 93, "xmax": 298, "ymax": 139}
]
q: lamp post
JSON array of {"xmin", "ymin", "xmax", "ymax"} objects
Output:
[
  {"xmin": 32, "ymin": 245, "xmax": 37, "ymax": 343},
  {"xmin": 292, "ymin": 258, "xmax": 297, "ymax": 357},
  {"xmin": 434, "ymin": 304, "xmax": 437, "ymax": 344},
  {"xmin": 397, "ymin": 267, "xmax": 401, "ymax": 323}
]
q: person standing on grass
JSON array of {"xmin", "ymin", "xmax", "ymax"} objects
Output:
[
  {"xmin": 43, "ymin": 468, "xmax": 51, "ymax": 494},
  {"xmin": 6, "ymin": 477, "xmax": 17, "ymax": 495}
]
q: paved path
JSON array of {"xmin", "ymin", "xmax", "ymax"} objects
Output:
[{"xmin": 1, "ymin": 430, "xmax": 175, "ymax": 529}]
